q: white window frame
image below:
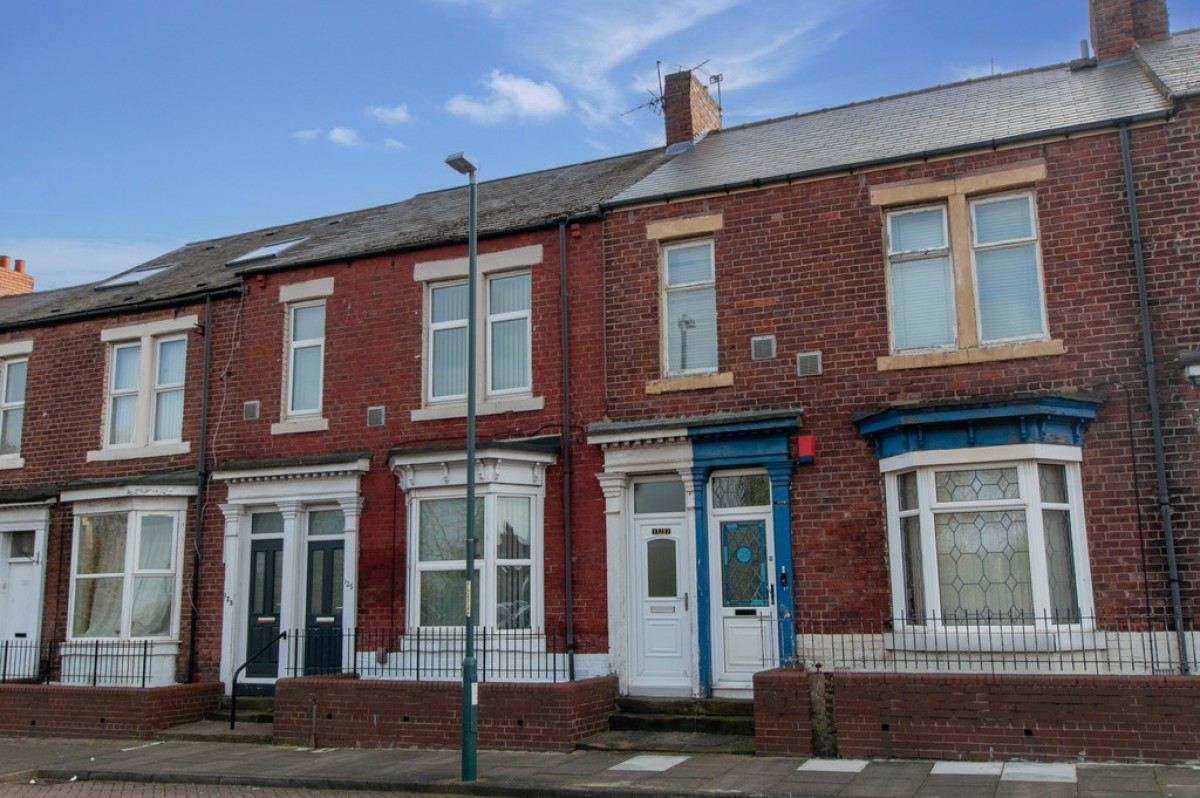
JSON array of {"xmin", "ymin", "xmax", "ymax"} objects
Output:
[
  {"xmin": 661, "ymin": 239, "xmax": 717, "ymax": 377},
  {"xmin": 0, "ymin": 354, "xmax": 29, "ymax": 465},
  {"xmin": 272, "ymin": 278, "xmax": 334, "ymax": 435},
  {"xmin": 89, "ymin": 317, "xmax": 196, "ymax": 461},
  {"xmin": 410, "ymin": 488, "xmax": 541, "ymax": 630},
  {"xmin": 885, "ymin": 205, "xmax": 956, "ymax": 354},
  {"xmin": 485, "ymin": 272, "xmax": 532, "ymax": 397},
  {"xmin": 968, "ymin": 191, "xmax": 1049, "ymax": 346},
  {"xmin": 881, "ymin": 444, "xmax": 1095, "ymax": 647},
  {"xmin": 286, "ymin": 299, "xmax": 326, "ymax": 419},
  {"xmin": 428, "ymin": 280, "xmax": 469, "ymax": 403},
  {"xmin": 66, "ymin": 497, "xmax": 187, "ymax": 641}
]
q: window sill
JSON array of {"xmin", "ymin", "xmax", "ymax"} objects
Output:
[
  {"xmin": 645, "ymin": 372, "xmax": 734, "ymax": 394},
  {"xmin": 86, "ymin": 441, "xmax": 191, "ymax": 462},
  {"xmin": 0, "ymin": 456, "xmax": 25, "ymax": 470},
  {"xmin": 884, "ymin": 626, "xmax": 1104, "ymax": 652},
  {"xmin": 410, "ymin": 395, "xmax": 544, "ymax": 422},
  {"xmin": 877, "ymin": 339, "xmax": 1065, "ymax": 371},
  {"xmin": 271, "ymin": 417, "xmax": 330, "ymax": 435}
]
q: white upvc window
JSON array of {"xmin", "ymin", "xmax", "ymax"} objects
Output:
[
  {"xmin": 287, "ymin": 300, "xmax": 326, "ymax": 418},
  {"xmin": 1, "ymin": 356, "xmax": 28, "ymax": 457},
  {"xmin": 883, "ymin": 447, "xmax": 1092, "ymax": 630},
  {"xmin": 412, "ymin": 491, "xmax": 537, "ymax": 630},
  {"xmin": 885, "ymin": 191, "xmax": 1047, "ymax": 356},
  {"xmin": 662, "ymin": 240, "xmax": 717, "ymax": 375},
  {"xmin": 969, "ymin": 192, "xmax": 1047, "ymax": 345},
  {"xmin": 69, "ymin": 505, "xmax": 184, "ymax": 640},
  {"xmin": 91, "ymin": 318, "xmax": 195, "ymax": 461},
  {"xmin": 428, "ymin": 271, "xmax": 532, "ymax": 403}
]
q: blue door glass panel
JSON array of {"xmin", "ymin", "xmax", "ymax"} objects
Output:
[{"xmin": 721, "ymin": 521, "xmax": 767, "ymax": 607}]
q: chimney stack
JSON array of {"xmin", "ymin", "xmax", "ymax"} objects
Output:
[
  {"xmin": 0, "ymin": 256, "xmax": 35, "ymax": 296},
  {"xmin": 1089, "ymin": 0, "xmax": 1168, "ymax": 61},
  {"xmin": 663, "ymin": 70, "xmax": 722, "ymax": 149}
]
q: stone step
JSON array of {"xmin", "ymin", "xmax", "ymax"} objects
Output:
[
  {"xmin": 615, "ymin": 696, "xmax": 754, "ymax": 717},
  {"xmin": 209, "ymin": 697, "xmax": 275, "ymax": 724},
  {"xmin": 155, "ymin": 720, "xmax": 273, "ymax": 745},
  {"xmin": 609, "ymin": 711, "xmax": 754, "ymax": 736},
  {"xmin": 576, "ymin": 730, "xmax": 755, "ymax": 755}
]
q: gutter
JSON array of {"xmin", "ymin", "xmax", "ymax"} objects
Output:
[
  {"xmin": 558, "ymin": 220, "xmax": 576, "ymax": 680},
  {"xmin": 1119, "ymin": 121, "xmax": 1190, "ymax": 674},
  {"xmin": 186, "ymin": 294, "xmax": 214, "ymax": 683},
  {"xmin": 602, "ymin": 111, "xmax": 1176, "ymax": 211}
]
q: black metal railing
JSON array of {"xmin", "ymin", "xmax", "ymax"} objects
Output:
[
  {"xmin": 278, "ymin": 626, "xmax": 569, "ymax": 683},
  {"xmin": 0, "ymin": 638, "xmax": 163, "ymax": 687},
  {"xmin": 786, "ymin": 607, "xmax": 1196, "ymax": 675}
]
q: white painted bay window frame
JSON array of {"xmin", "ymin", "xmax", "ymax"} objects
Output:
[{"xmin": 880, "ymin": 443, "xmax": 1096, "ymax": 650}]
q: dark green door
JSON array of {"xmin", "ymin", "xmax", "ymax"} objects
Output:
[
  {"xmin": 246, "ymin": 538, "xmax": 283, "ymax": 679},
  {"xmin": 304, "ymin": 540, "xmax": 344, "ymax": 675}
]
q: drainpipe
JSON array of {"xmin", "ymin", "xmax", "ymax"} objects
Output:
[
  {"xmin": 186, "ymin": 294, "xmax": 214, "ymax": 683},
  {"xmin": 1119, "ymin": 121, "xmax": 1190, "ymax": 673},
  {"xmin": 559, "ymin": 220, "xmax": 576, "ymax": 680}
]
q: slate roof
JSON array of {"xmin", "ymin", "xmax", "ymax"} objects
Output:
[
  {"xmin": 609, "ymin": 34, "xmax": 1200, "ymax": 207},
  {"xmin": 1137, "ymin": 27, "xmax": 1200, "ymax": 98},
  {"xmin": 0, "ymin": 149, "xmax": 670, "ymax": 330}
]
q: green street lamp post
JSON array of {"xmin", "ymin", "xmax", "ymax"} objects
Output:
[{"xmin": 445, "ymin": 151, "xmax": 479, "ymax": 782}]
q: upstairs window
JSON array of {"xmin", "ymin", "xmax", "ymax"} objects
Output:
[
  {"xmin": 663, "ymin": 240, "xmax": 717, "ymax": 375},
  {"xmin": 106, "ymin": 336, "xmax": 187, "ymax": 446},
  {"xmin": 287, "ymin": 301, "xmax": 326, "ymax": 418},
  {"xmin": 1, "ymin": 356, "xmax": 27, "ymax": 457},
  {"xmin": 429, "ymin": 271, "xmax": 531, "ymax": 403},
  {"xmin": 970, "ymin": 194, "xmax": 1046, "ymax": 344}
]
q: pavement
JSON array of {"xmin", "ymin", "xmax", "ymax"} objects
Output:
[{"xmin": 1, "ymin": 735, "xmax": 1199, "ymax": 797}]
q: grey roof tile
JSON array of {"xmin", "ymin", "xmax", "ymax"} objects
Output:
[
  {"xmin": 0, "ymin": 149, "xmax": 670, "ymax": 329},
  {"xmin": 610, "ymin": 56, "xmax": 1178, "ymax": 206},
  {"xmin": 1138, "ymin": 28, "xmax": 1200, "ymax": 97}
]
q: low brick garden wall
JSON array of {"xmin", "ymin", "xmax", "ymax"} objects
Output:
[
  {"xmin": 274, "ymin": 674, "xmax": 617, "ymax": 752},
  {"xmin": 754, "ymin": 667, "xmax": 1200, "ymax": 763},
  {"xmin": 0, "ymin": 682, "xmax": 221, "ymax": 739}
]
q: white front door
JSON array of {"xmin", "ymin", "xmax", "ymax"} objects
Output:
[
  {"xmin": 631, "ymin": 516, "xmax": 693, "ymax": 694},
  {"xmin": 708, "ymin": 475, "xmax": 777, "ymax": 693},
  {"xmin": 1, "ymin": 530, "xmax": 41, "ymax": 678}
]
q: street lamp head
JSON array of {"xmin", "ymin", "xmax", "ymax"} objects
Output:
[{"xmin": 445, "ymin": 152, "xmax": 479, "ymax": 176}]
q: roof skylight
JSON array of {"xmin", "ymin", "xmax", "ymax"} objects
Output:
[
  {"xmin": 93, "ymin": 262, "xmax": 178, "ymax": 291},
  {"xmin": 227, "ymin": 236, "xmax": 308, "ymax": 266}
]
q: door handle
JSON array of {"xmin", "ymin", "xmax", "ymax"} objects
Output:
[
  {"xmin": 770, "ymin": 584, "xmax": 775, "ymax": 605},
  {"xmin": 683, "ymin": 593, "xmax": 689, "ymax": 611}
]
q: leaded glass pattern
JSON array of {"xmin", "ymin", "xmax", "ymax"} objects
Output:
[
  {"xmin": 935, "ymin": 510, "xmax": 1033, "ymax": 623},
  {"xmin": 712, "ymin": 474, "xmax": 771, "ymax": 508},
  {"xmin": 721, "ymin": 521, "xmax": 767, "ymax": 606},
  {"xmin": 935, "ymin": 467, "xmax": 1019, "ymax": 502}
]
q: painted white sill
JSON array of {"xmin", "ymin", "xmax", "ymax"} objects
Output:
[
  {"xmin": 86, "ymin": 441, "xmax": 191, "ymax": 462},
  {"xmin": 645, "ymin": 371, "xmax": 734, "ymax": 394},
  {"xmin": 0, "ymin": 455, "xmax": 25, "ymax": 470},
  {"xmin": 883, "ymin": 626, "xmax": 1104, "ymax": 653},
  {"xmin": 271, "ymin": 417, "xmax": 330, "ymax": 435},
  {"xmin": 411, "ymin": 395, "xmax": 544, "ymax": 422},
  {"xmin": 877, "ymin": 339, "xmax": 1065, "ymax": 371}
]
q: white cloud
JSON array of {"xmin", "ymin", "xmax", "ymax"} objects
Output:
[
  {"xmin": 383, "ymin": 138, "xmax": 408, "ymax": 151},
  {"xmin": 327, "ymin": 127, "xmax": 362, "ymax": 147},
  {"xmin": 0, "ymin": 237, "xmax": 180, "ymax": 292},
  {"xmin": 445, "ymin": 70, "xmax": 568, "ymax": 124},
  {"xmin": 292, "ymin": 128, "xmax": 323, "ymax": 142},
  {"xmin": 367, "ymin": 104, "xmax": 411, "ymax": 125}
]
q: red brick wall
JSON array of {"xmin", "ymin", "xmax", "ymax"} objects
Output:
[
  {"xmin": 273, "ymin": 674, "xmax": 616, "ymax": 751},
  {"xmin": 833, "ymin": 672, "xmax": 1200, "ymax": 764},
  {"xmin": 601, "ymin": 103, "xmax": 1200, "ymax": 622},
  {"xmin": 753, "ymin": 667, "xmax": 814, "ymax": 757},
  {"xmin": 0, "ymin": 683, "xmax": 220, "ymax": 739}
]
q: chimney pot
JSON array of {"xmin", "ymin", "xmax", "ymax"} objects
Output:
[
  {"xmin": 0, "ymin": 256, "xmax": 9, "ymax": 271},
  {"xmin": 14, "ymin": 260, "xmax": 25, "ymax": 274}
]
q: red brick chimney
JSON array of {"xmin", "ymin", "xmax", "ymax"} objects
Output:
[
  {"xmin": 663, "ymin": 70, "xmax": 721, "ymax": 148},
  {"xmin": 0, "ymin": 256, "xmax": 35, "ymax": 296},
  {"xmin": 1089, "ymin": 0, "xmax": 1168, "ymax": 60}
]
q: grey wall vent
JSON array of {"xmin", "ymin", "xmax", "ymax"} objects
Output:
[
  {"xmin": 750, "ymin": 335, "xmax": 776, "ymax": 361},
  {"xmin": 367, "ymin": 406, "xmax": 386, "ymax": 427},
  {"xmin": 243, "ymin": 400, "xmax": 260, "ymax": 421},
  {"xmin": 796, "ymin": 351, "xmax": 823, "ymax": 377}
]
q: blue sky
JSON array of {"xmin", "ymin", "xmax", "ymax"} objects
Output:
[{"xmin": 4, "ymin": 0, "xmax": 1199, "ymax": 291}]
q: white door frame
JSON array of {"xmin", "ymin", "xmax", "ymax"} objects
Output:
[{"xmin": 0, "ymin": 502, "xmax": 52, "ymax": 647}]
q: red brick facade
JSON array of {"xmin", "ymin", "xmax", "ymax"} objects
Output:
[{"xmin": 0, "ymin": 683, "xmax": 220, "ymax": 739}]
